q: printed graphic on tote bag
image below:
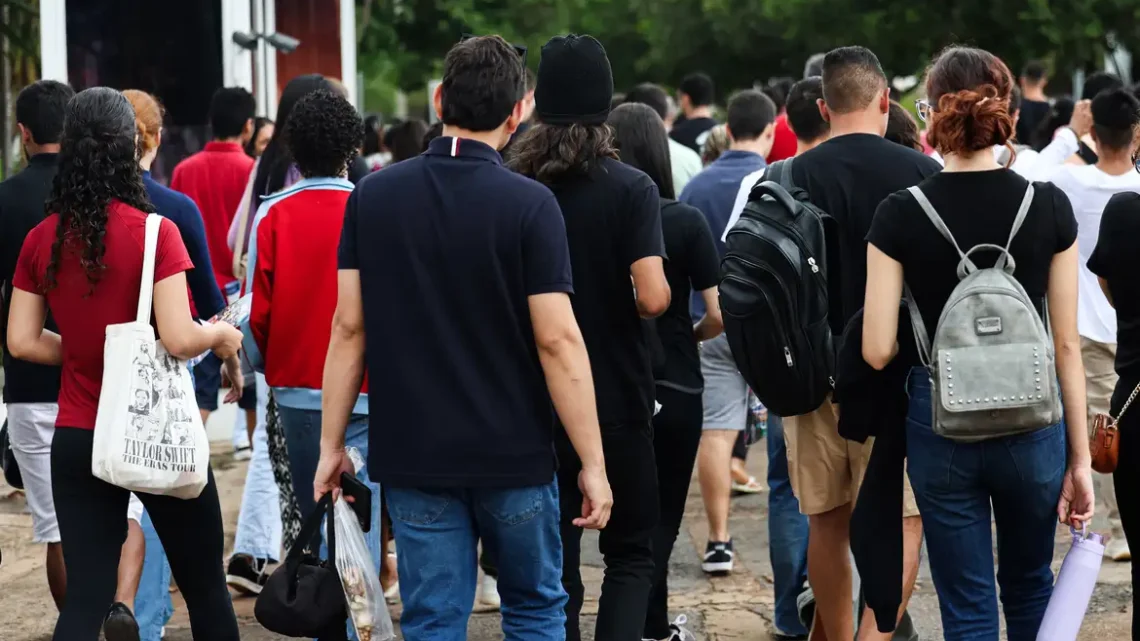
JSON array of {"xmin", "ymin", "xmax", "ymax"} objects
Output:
[{"xmin": 122, "ymin": 338, "xmax": 198, "ymax": 473}]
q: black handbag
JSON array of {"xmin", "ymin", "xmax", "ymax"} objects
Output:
[
  {"xmin": 255, "ymin": 492, "xmax": 348, "ymax": 639},
  {"xmin": 0, "ymin": 419, "xmax": 23, "ymax": 490}
]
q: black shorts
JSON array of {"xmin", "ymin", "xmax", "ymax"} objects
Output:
[{"xmin": 237, "ymin": 378, "xmax": 258, "ymax": 411}]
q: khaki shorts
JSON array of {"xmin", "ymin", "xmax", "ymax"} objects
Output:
[{"xmin": 784, "ymin": 396, "xmax": 920, "ymax": 517}]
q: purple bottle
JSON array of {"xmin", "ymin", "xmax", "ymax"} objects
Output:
[{"xmin": 1036, "ymin": 525, "xmax": 1105, "ymax": 641}]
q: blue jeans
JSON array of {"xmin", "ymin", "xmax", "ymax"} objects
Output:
[
  {"xmin": 232, "ymin": 374, "xmax": 281, "ymax": 560},
  {"xmin": 905, "ymin": 369, "xmax": 1064, "ymax": 641},
  {"xmin": 135, "ymin": 510, "xmax": 174, "ymax": 641},
  {"xmin": 277, "ymin": 406, "xmax": 381, "ymax": 641},
  {"xmin": 767, "ymin": 414, "xmax": 810, "ymax": 636},
  {"xmin": 386, "ymin": 482, "xmax": 567, "ymax": 641}
]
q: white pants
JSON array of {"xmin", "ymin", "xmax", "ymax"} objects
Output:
[
  {"xmin": 8, "ymin": 403, "xmax": 61, "ymax": 542},
  {"xmin": 231, "ymin": 373, "xmax": 282, "ymax": 560},
  {"xmin": 8, "ymin": 403, "xmax": 144, "ymax": 543}
]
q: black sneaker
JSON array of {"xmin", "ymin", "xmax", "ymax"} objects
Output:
[
  {"xmin": 103, "ymin": 602, "xmax": 140, "ymax": 641},
  {"xmin": 701, "ymin": 539, "xmax": 734, "ymax": 573},
  {"xmin": 226, "ymin": 554, "xmax": 269, "ymax": 595}
]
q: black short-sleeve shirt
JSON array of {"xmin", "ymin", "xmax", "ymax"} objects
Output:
[
  {"xmin": 655, "ymin": 199, "xmax": 720, "ymax": 393},
  {"xmin": 867, "ymin": 169, "xmax": 1078, "ymax": 341},
  {"xmin": 0, "ymin": 154, "xmax": 62, "ymax": 404},
  {"xmin": 547, "ymin": 158, "xmax": 666, "ymax": 426},
  {"xmin": 339, "ymin": 136, "xmax": 573, "ymax": 488},
  {"xmin": 1088, "ymin": 192, "xmax": 1140, "ymax": 404},
  {"xmin": 785, "ymin": 134, "xmax": 942, "ymax": 335}
]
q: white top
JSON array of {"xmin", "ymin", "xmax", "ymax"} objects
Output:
[
  {"xmin": 669, "ymin": 138, "xmax": 703, "ymax": 195},
  {"xmin": 720, "ymin": 168, "xmax": 767, "ymax": 242},
  {"xmin": 1042, "ymin": 162, "xmax": 1140, "ymax": 343}
]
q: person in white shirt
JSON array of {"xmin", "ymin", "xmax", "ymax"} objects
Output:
[
  {"xmin": 928, "ymin": 87, "xmax": 1093, "ymax": 178},
  {"xmin": 721, "ymin": 77, "xmax": 830, "ymax": 242},
  {"xmin": 621, "ymin": 83, "xmax": 704, "ymax": 193},
  {"xmin": 1043, "ymin": 87, "xmax": 1140, "ymax": 562}
]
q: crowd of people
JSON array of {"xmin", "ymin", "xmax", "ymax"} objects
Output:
[{"xmin": 0, "ymin": 29, "xmax": 1136, "ymax": 641}]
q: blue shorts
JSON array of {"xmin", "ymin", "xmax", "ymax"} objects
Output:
[{"xmin": 193, "ymin": 353, "xmax": 222, "ymax": 412}]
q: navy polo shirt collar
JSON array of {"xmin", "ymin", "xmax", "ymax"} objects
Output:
[{"xmin": 426, "ymin": 136, "xmax": 503, "ymax": 165}]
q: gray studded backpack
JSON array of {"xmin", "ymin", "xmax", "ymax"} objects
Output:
[{"xmin": 904, "ymin": 184, "xmax": 1063, "ymax": 442}]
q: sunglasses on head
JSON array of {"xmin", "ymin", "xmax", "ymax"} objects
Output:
[{"xmin": 459, "ymin": 33, "xmax": 528, "ymax": 65}]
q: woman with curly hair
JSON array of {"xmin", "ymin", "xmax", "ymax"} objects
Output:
[
  {"xmin": 507, "ymin": 35, "xmax": 670, "ymax": 641},
  {"xmin": 6, "ymin": 87, "xmax": 243, "ymax": 640},
  {"xmin": 241, "ymin": 88, "xmax": 378, "ymax": 641},
  {"xmin": 864, "ymin": 47, "xmax": 1094, "ymax": 638}
]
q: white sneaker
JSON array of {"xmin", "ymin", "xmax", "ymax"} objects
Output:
[
  {"xmin": 1105, "ymin": 538, "xmax": 1131, "ymax": 562},
  {"xmin": 233, "ymin": 445, "xmax": 252, "ymax": 461},
  {"xmin": 473, "ymin": 574, "xmax": 500, "ymax": 612},
  {"xmin": 669, "ymin": 615, "xmax": 696, "ymax": 641}
]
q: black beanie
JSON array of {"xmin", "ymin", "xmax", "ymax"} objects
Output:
[{"xmin": 535, "ymin": 35, "xmax": 614, "ymax": 126}]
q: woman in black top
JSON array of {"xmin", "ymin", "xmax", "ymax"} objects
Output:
[
  {"xmin": 862, "ymin": 47, "xmax": 1094, "ymax": 640},
  {"xmin": 608, "ymin": 103, "xmax": 723, "ymax": 641},
  {"xmin": 1089, "ymin": 191, "xmax": 1140, "ymax": 638}
]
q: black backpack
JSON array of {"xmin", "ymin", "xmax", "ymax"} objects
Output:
[{"xmin": 720, "ymin": 158, "xmax": 836, "ymax": 417}]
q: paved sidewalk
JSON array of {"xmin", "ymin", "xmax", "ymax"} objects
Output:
[{"xmin": 0, "ymin": 437, "xmax": 1133, "ymax": 640}]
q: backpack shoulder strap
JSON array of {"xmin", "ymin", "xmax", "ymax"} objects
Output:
[
  {"xmin": 907, "ymin": 185, "xmax": 978, "ymax": 275},
  {"xmin": 903, "ymin": 283, "xmax": 932, "ymax": 367},
  {"xmin": 996, "ymin": 184, "xmax": 1035, "ymax": 270},
  {"xmin": 777, "ymin": 157, "xmax": 795, "ymax": 192}
]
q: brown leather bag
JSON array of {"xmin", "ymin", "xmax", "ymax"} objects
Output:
[{"xmin": 1091, "ymin": 382, "xmax": 1140, "ymax": 474}]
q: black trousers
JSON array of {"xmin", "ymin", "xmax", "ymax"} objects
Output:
[
  {"xmin": 557, "ymin": 421, "xmax": 659, "ymax": 641},
  {"xmin": 51, "ymin": 427, "xmax": 239, "ymax": 641},
  {"xmin": 644, "ymin": 387, "xmax": 703, "ymax": 639},
  {"xmin": 1116, "ymin": 408, "xmax": 1138, "ymax": 639}
]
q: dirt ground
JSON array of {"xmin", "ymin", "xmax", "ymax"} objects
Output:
[{"xmin": 0, "ymin": 435, "xmax": 1133, "ymax": 640}]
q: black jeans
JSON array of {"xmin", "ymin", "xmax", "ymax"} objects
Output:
[
  {"xmin": 557, "ymin": 421, "xmax": 659, "ymax": 641},
  {"xmin": 732, "ymin": 430, "xmax": 750, "ymax": 460},
  {"xmin": 51, "ymin": 427, "xmax": 239, "ymax": 641},
  {"xmin": 644, "ymin": 387, "xmax": 703, "ymax": 639},
  {"xmin": 1117, "ymin": 405, "xmax": 1138, "ymax": 639}
]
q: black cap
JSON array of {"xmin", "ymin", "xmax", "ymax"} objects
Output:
[{"xmin": 535, "ymin": 35, "xmax": 614, "ymax": 126}]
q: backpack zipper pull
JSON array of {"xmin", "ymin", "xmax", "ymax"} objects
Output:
[
  {"xmin": 807, "ymin": 257, "xmax": 820, "ymax": 273},
  {"xmin": 784, "ymin": 347, "xmax": 793, "ymax": 366}
]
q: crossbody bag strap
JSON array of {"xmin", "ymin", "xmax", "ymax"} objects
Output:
[
  {"xmin": 136, "ymin": 214, "xmax": 162, "ymax": 324},
  {"xmin": 231, "ymin": 159, "xmax": 260, "ymax": 280}
]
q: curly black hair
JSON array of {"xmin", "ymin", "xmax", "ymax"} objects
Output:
[
  {"xmin": 505, "ymin": 123, "xmax": 618, "ymax": 186},
  {"xmin": 286, "ymin": 89, "xmax": 364, "ymax": 179},
  {"xmin": 45, "ymin": 87, "xmax": 154, "ymax": 292}
]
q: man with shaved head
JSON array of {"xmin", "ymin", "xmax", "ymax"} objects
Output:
[{"xmin": 757, "ymin": 45, "xmax": 940, "ymax": 641}]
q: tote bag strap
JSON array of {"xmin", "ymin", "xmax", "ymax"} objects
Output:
[{"xmin": 136, "ymin": 214, "xmax": 163, "ymax": 324}]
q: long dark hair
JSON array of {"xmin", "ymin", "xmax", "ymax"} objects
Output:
[
  {"xmin": 506, "ymin": 122, "xmax": 618, "ymax": 186},
  {"xmin": 607, "ymin": 103, "xmax": 676, "ymax": 199},
  {"xmin": 251, "ymin": 74, "xmax": 332, "ymax": 199},
  {"xmin": 45, "ymin": 87, "xmax": 154, "ymax": 291}
]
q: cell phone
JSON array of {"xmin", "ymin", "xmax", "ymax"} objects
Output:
[{"xmin": 340, "ymin": 472, "xmax": 372, "ymax": 533}]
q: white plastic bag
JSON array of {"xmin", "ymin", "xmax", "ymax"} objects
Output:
[
  {"xmin": 92, "ymin": 214, "xmax": 209, "ymax": 499},
  {"xmin": 334, "ymin": 451, "xmax": 394, "ymax": 641}
]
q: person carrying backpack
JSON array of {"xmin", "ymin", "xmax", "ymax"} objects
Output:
[{"xmin": 863, "ymin": 46, "xmax": 1095, "ymax": 639}]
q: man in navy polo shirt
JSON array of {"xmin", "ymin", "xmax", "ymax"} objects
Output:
[{"xmin": 314, "ymin": 35, "xmax": 613, "ymax": 641}]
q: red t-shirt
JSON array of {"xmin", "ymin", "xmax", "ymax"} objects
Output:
[
  {"xmin": 13, "ymin": 201, "xmax": 193, "ymax": 430},
  {"xmin": 170, "ymin": 141, "xmax": 255, "ymax": 290},
  {"xmin": 767, "ymin": 113, "xmax": 797, "ymax": 163}
]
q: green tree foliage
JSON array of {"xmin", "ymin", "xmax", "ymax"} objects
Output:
[{"xmin": 356, "ymin": 0, "xmax": 1140, "ymax": 105}]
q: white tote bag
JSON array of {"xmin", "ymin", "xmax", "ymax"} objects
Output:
[{"xmin": 91, "ymin": 214, "xmax": 210, "ymax": 499}]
